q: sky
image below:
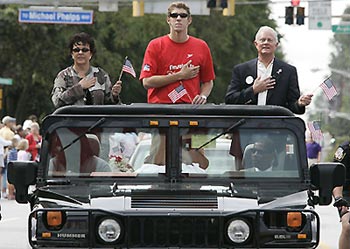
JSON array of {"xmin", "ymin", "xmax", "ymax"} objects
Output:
[{"xmin": 269, "ymin": 0, "xmax": 349, "ymax": 107}]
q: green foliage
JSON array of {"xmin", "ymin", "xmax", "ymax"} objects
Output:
[
  {"xmin": 324, "ymin": 134, "xmax": 348, "ymax": 162},
  {"xmin": 324, "ymin": 117, "xmax": 350, "ymax": 137},
  {"xmin": 309, "ymin": 6, "xmax": 350, "ymax": 142},
  {"xmin": 0, "ymin": 4, "xmax": 278, "ymax": 122}
]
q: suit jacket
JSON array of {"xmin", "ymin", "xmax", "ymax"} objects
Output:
[{"xmin": 225, "ymin": 58, "xmax": 305, "ymax": 114}]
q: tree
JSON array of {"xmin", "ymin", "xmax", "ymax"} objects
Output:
[
  {"xmin": 308, "ymin": 6, "xmax": 350, "ymax": 139},
  {"xmin": 0, "ymin": 6, "xmax": 68, "ymax": 121},
  {"xmin": 0, "ymin": 3, "xmax": 279, "ymax": 123}
]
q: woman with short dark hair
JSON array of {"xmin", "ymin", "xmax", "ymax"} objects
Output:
[{"xmin": 51, "ymin": 32, "xmax": 122, "ymax": 108}]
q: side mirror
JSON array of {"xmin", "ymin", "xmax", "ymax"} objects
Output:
[
  {"xmin": 7, "ymin": 161, "xmax": 38, "ymax": 204},
  {"xmin": 310, "ymin": 162, "xmax": 345, "ymax": 205}
]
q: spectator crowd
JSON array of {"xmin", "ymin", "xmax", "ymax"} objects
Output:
[{"xmin": 0, "ymin": 114, "xmax": 41, "ymax": 200}]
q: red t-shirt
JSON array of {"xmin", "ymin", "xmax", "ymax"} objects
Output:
[{"xmin": 140, "ymin": 35, "xmax": 215, "ymax": 103}]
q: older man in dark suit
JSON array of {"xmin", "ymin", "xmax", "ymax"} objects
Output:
[{"xmin": 225, "ymin": 26, "xmax": 312, "ymax": 114}]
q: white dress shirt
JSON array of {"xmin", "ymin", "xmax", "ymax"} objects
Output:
[{"xmin": 257, "ymin": 59, "xmax": 274, "ymax": 105}]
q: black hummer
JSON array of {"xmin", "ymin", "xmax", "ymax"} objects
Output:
[{"xmin": 8, "ymin": 104, "xmax": 344, "ymax": 248}]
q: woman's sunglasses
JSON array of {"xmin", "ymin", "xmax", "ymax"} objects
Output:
[{"xmin": 72, "ymin": 47, "xmax": 90, "ymax": 53}]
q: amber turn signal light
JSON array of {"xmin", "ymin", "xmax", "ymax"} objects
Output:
[
  {"xmin": 297, "ymin": 233, "xmax": 307, "ymax": 239},
  {"xmin": 287, "ymin": 212, "xmax": 302, "ymax": 228},
  {"xmin": 169, "ymin": 120, "xmax": 179, "ymax": 126},
  {"xmin": 149, "ymin": 120, "xmax": 159, "ymax": 126},
  {"xmin": 42, "ymin": 232, "xmax": 52, "ymax": 238},
  {"xmin": 47, "ymin": 211, "xmax": 63, "ymax": 227}
]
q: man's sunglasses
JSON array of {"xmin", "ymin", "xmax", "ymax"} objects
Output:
[
  {"xmin": 72, "ymin": 47, "xmax": 90, "ymax": 53},
  {"xmin": 169, "ymin": 12, "xmax": 189, "ymax": 18}
]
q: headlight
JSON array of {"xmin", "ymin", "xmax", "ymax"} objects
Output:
[
  {"xmin": 97, "ymin": 218, "xmax": 121, "ymax": 243},
  {"xmin": 227, "ymin": 219, "xmax": 251, "ymax": 244}
]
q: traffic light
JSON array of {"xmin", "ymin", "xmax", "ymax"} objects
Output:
[
  {"xmin": 132, "ymin": 0, "xmax": 144, "ymax": 17},
  {"xmin": 207, "ymin": 0, "xmax": 216, "ymax": 8},
  {"xmin": 222, "ymin": 0, "xmax": 235, "ymax": 16},
  {"xmin": 221, "ymin": 0, "xmax": 228, "ymax": 8},
  {"xmin": 285, "ymin": 6, "xmax": 294, "ymax": 25},
  {"xmin": 296, "ymin": 7, "xmax": 305, "ymax": 25}
]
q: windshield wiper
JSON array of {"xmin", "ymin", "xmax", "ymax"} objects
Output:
[
  {"xmin": 224, "ymin": 183, "xmax": 259, "ymax": 199},
  {"xmin": 196, "ymin": 119, "xmax": 246, "ymax": 150},
  {"xmin": 37, "ymin": 188, "xmax": 82, "ymax": 205},
  {"xmin": 45, "ymin": 179, "xmax": 71, "ymax": 185},
  {"xmin": 60, "ymin": 118, "xmax": 106, "ymax": 152}
]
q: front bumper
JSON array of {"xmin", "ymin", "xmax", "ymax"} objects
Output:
[{"xmin": 29, "ymin": 208, "xmax": 319, "ymax": 248}]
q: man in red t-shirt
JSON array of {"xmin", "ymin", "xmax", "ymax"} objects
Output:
[{"xmin": 140, "ymin": 1, "xmax": 215, "ymax": 104}]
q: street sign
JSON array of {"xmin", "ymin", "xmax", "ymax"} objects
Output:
[
  {"xmin": 18, "ymin": 8, "xmax": 93, "ymax": 24},
  {"xmin": 308, "ymin": 0, "xmax": 331, "ymax": 30},
  {"xmin": 332, "ymin": 24, "xmax": 350, "ymax": 34},
  {"xmin": 0, "ymin": 78, "xmax": 13, "ymax": 85}
]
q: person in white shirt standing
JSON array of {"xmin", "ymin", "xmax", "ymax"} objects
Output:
[{"xmin": 0, "ymin": 136, "xmax": 12, "ymax": 198}]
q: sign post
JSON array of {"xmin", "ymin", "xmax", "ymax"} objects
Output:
[
  {"xmin": 308, "ymin": 0, "xmax": 331, "ymax": 30},
  {"xmin": 0, "ymin": 77, "xmax": 12, "ymax": 111},
  {"xmin": 0, "ymin": 87, "xmax": 2, "ymax": 110}
]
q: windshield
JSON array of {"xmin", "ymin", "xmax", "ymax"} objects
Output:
[
  {"xmin": 179, "ymin": 128, "xmax": 299, "ymax": 178},
  {"xmin": 46, "ymin": 125, "xmax": 300, "ymax": 179},
  {"xmin": 48, "ymin": 127, "xmax": 161, "ymax": 177}
]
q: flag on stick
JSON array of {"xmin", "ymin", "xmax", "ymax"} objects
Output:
[
  {"xmin": 168, "ymin": 84, "xmax": 188, "ymax": 103},
  {"xmin": 320, "ymin": 77, "xmax": 337, "ymax": 101},
  {"xmin": 307, "ymin": 121, "xmax": 323, "ymax": 141},
  {"xmin": 118, "ymin": 56, "xmax": 136, "ymax": 80}
]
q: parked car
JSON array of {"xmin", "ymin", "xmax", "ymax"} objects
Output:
[{"xmin": 8, "ymin": 104, "xmax": 345, "ymax": 248}]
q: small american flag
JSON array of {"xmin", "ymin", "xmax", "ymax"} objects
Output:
[
  {"xmin": 122, "ymin": 58, "xmax": 136, "ymax": 78},
  {"xmin": 307, "ymin": 121, "xmax": 323, "ymax": 141},
  {"xmin": 320, "ymin": 78, "xmax": 337, "ymax": 101},
  {"xmin": 168, "ymin": 84, "xmax": 188, "ymax": 103}
]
